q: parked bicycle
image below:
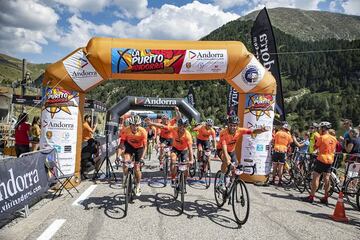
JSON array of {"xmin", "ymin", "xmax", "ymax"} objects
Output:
[{"xmin": 214, "ymin": 163, "xmax": 256, "ymax": 225}]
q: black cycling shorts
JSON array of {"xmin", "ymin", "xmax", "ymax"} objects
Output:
[
  {"xmin": 197, "ymin": 138, "xmax": 211, "ymax": 150},
  {"xmin": 124, "ymin": 141, "xmax": 144, "ymax": 162},
  {"xmin": 171, "ymin": 147, "xmax": 189, "ymax": 162},
  {"xmin": 160, "ymin": 137, "xmax": 173, "ymax": 146},
  {"xmin": 216, "ymin": 149, "xmax": 237, "ymax": 163},
  {"xmin": 313, "ymin": 160, "xmax": 332, "ymax": 174},
  {"xmin": 148, "ymin": 132, "xmax": 155, "ymax": 139},
  {"xmin": 272, "ymin": 151, "xmax": 286, "ymax": 164}
]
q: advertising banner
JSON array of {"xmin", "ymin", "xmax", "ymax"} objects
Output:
[
  {"xmin": 40, "ymin": 88, "xmax": 79, "ymax": 175},
  {"xmin": 0, "ymin": 150, "xmax": 53, "ymax": 222},
  {"xmin": 251, "ymin": 7, "xmax": 285, "ymax": 121},
  {"xmin": 12, "ymin": 95, "xmax": 42, "ymax": 106},
  {"xmin": 227, "ymin": 86, "xmax": 239, "ymax": 116},
  {"xmin": 240, "ymin": 94, "xmax": 275, "ymax": 175},
  {"xmin": 186, "ymin": 86, "xmax": 196, "ymax": 107},
  {"xmin": 111, "ymin": 49, "xmax": 227, "ymax": 74},
  {"xmin": 63, "ymin": 49, "xmax": 103, "ymax": 91}
]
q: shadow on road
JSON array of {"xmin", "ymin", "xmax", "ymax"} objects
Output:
[
  {"xmin": 81, "ymin": 194, "xmax": 127, "ymax": 219},
  {"xmin": 296, "ymin": 210, "xmax": 360, "ymax": 228}
]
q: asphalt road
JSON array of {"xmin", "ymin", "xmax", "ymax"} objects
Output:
[{"xmin": 0, "ymin": 152, "xmax": 359, "ymax": 240}]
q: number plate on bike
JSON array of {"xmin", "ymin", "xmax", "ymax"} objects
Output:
[
  {"xmin": 205, "ymin": 151, "xmax": 211, "ymax": 156},
  {"xmin": 178, "ymin": 164, "xmax": 187, "ymax": 171},
  {"xmin": 125, "ymin": 162, "xmax": 134, "ymax": 168},
  {"xmin": 164, "ymin": 147, "xmax": 170, "ymax": 153},
  {"xmin": 235, "ymin": 169, "xmax": 243, "ymax": 175}
]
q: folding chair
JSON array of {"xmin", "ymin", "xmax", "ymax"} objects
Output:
[{"xmin": 43, "ymin": 151, "xmax": 80, "ymax": 200}]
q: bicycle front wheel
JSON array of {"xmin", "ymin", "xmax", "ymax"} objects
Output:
[
  {"xmin": 214, "ymin": 171, "xmax": 226, "ymax": 207},
  {"xmin": 232, "ymin": 179, "xmax": 250, "ymax": 225},
  {"xmin": 356, "ymin": 187, "xmax": 360, "ymax": 211},
  {"xmin": 163, "ymin": 157, "xmax": 169, "ymax": 186},
  {"xmin": 124, "ymin": 173, "xmax": 132, "ymax": 216},
  {"xmin": 345, "ymin": 176, "xmax": 360, "ymax": 210},
  {"xmin": 189, "ymin": 154, "xmax": 197, "ymax": 177},
  {"xmin": 204, "ymin": 160, "xmax": 211, "ymax": 189},
  {"xmin": 180, "ymin": 172, "xmax": 185, "ymax": 213}
]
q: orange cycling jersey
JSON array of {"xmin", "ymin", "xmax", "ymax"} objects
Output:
[
  {"xmin": 218, "ymin": 127, "xmax": 252, "ymax": 152},
  {"xmin": 196, "ymin": 125, "xmax": 216, "ymax": 141},
  {"xmin": 159, "ymin": 118, "xmax": 177, "ymax": 139},
  {"xmin": 315, "ymin": 133, "xmax": 337, "ymax": 164},
  {"xmin": 273, "ymin": 130, "xmax": 293, "ymax": 153},
  {"xmin": 166, "ymin": 126, "xmax": 193, "ymax": 151},
  {"xmin": 120, "ymin": 126, "xmax": 147, "ymax": 148}
]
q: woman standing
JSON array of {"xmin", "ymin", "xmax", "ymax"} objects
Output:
[
  {"xmin": 14, "ymin": 113, "xmax": 31, "ymax": 157},
  {"xmin": 30, "ymin": 116, "xmax": 41, "ymax": 151}
]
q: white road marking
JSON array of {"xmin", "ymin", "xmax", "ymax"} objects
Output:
[
  {"xmin": 36, "ymin": 219, "xmax": 66, "ymax": 240},
  {"xmin": 72, "ymin": 185, "xmax": 97, "ymax": 206}
]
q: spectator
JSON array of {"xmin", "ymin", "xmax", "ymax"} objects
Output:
[
  {"xmin": 340, "ymin": 119, "xmax": 352, "ymax": 150},
  {"xmin": 346, "ymin": 128, "xmax": 360, "ymax": 155},
  {"xmin": 82, "ymin": 115, "xmax": 97, "ymax": 144},
  {"xmin": 308, "ymin": 123, "xmax": 320, "ymax": 154},
  {"xmin": 14, "ymin": 113, "xmax": 31, "ymax": 157},
  {"xmin": 302, "ymin": 122, "xmax": 337, "ymax": 204},
  {"xmin": 292, "ymin": 132, "xmax": 310, "ymax": 165},
  {"xmin": 271, "ymin": 122, "xmax": 293, "ymax": 186},
  {"xmin": 30, "ymin": 116, "xmax": 41, "ymax": 151}
]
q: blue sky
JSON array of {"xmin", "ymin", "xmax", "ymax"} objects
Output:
[{"xmin": 0, "ymin": 0, "xmax": 359, "ymax": 63}]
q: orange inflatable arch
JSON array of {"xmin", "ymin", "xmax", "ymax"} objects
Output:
[{"xmin": 41, "ymin": 37, "xmax": 276, "ymax": 183}]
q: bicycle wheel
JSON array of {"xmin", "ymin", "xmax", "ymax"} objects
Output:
[
  {"xmin": 147, "ymin": 144, "xmax": 152, "ymax": 161},
  {"xmin": 232, "ymin": 179, "xmax": 250, "ymax": 225},
  {"xmin": 214, "ymin": 170, "xmax": 226, "ymax": 207},
  {"xmin": 293, "ymin": 173, "xmax": 306, "ymax": 193},
  {"xmin": 345, "ymin": 176, "xmax": 360, "ymax": 210},
  {"xmin": 163, "ymin": 157, "xmax": 169, "ymax": 186},
  {"xmin": 124, "ymin": 173, "xmax": 131, "ymax": 216},
  {"xmin": 356, "ymin": 187, "xmax": 360, "ymax": 211},
  {"xmin": 189, "ymin": 154, "xmax": 197, "ymax": 177},
  {"xmin": 174, "ymin": 173, "xmax": 179, "ymax": 200},
  {"xmin": 204, "ymin": 160, "xmax": 211, "ymax": 189},
  {"xmin": 180, "ymin": 172, "xmax": 185, "ymax": 213}
]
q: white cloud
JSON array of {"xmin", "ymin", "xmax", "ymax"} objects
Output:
[
  {"xmin": 112, "ymin": 0, "xmax": 151, "ymax": 19},
  {"xmin": 58, "ymin": 1, "xmax": 239, "ymax": 50},
  {"xmin": 341, "ymin": 0, "xmax": 360, "ymax": 15},
  {"xmin": 214, "ymin": 0, "xmax": 248, "ymax": 10},
  {"xmin": 59, "ymin": 15, "xmax": 113, "ymax": 49},
  {"xmin": 0, "ymin": 0, "xmax": 60, "ymax": 55},
  {"xmin": 53, "ymin": 0, "xmax": 110, "ymax": 14}
]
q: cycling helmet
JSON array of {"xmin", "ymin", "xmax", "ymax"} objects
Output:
[
  {"xmin": 206, "ymin": 118, "xmax": 214, "ymax": 126},
  {"xmin": 282, "ymin": 122, "xmax": 291, "ymax": 131},
  {"xmin": 228, "ymin": 115, "xmax": 239, "ymax": 124},
  {"xmin": 318, "ymin": 121, "xmax": 332, "ymax": 129},
  {"xmin": 177, "ymin": 118, "xmax": 189, "ymax": 126},
  {"xmin": 161, "ymin": 114, "xmax": 169, "ymax": 120},
  {"xmin": 128, "ymin": 115, "xmax": 141, "ymax": 125}
]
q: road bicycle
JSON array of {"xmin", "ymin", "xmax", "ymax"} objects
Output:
[
  {"xmin": 162, "ymin": 145, "xmax": 171, "ymax": 186},
  {"xmin": 173, "ymin": 161, "xmax": 190, "ymax": 214},
  {"xmin": 196, "ymin": 148, "xmax": 212, "ymax": 188},
  {"xmin": 214, "ymin": 163, "xmax": 256, "ymax": 225}
]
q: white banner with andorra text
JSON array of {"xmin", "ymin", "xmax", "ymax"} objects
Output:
[
  {"xmin": 240, "ymin": 94, "xmax": 275, "ymax": 175},
  {"xmin": 40, "ymin": 88, "xmax": 79, "ymax": 175}
]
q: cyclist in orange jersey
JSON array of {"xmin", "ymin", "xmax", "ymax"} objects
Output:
[
  {"xmin": 193, "ymin": 118, "xmax": 216, "ymax": 165},
  {"xmin": 216, "ymin": 116, "xmax": 268, "ymax": 179},
  {"xmin": 119, "ymin": 115, "xmax": 147, "ymax": 196},
  {"xmin": 271, "ymin": 122, "xmax": 293, "ymax": 186},
  {"xmin": 146, "ymin": 118, "xmax": 194, "ymax": 186},
  {"xmin": 302, "ymin": 121, "xmax": 337, "ymax": 204},
  {"xmin": 157, "ymin": 107, "xmax": 181, "ymax": 170}
]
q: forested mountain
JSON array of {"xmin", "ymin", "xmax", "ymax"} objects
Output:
[{"xmin": 0, "ymin": 8, "xmax": 359, "ymax": 130}]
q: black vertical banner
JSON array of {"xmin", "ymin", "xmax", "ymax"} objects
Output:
[
  {"xmin": 187, "ymin": 86, "xmax": 196, "ymax": 108},
  {"xmin": 227, "ymin": 86, "xmax": 239, "ymax": 116},
  {"xmin": 251, "ymin": 7, "xmax": 286, "ymax": 121}
]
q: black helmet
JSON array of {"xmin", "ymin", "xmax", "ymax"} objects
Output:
[
  {"xmin": 228, "ymin": 115, "xmax": 239, "ymax": 124},
  {"xmin": 177, "ymin": 118, "xmax": 189, "ymax": 126},
  {"xmin": 319, "ymin": 121, "xmax": 332, "ymax": 129}
]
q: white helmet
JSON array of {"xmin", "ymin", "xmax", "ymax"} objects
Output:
[
  {"xmin": 128, "ymin": 115, "xmax": 141, "ymax": 125},
  {"xmin": 206, "ymin": 118, "xmax": 214, "ymax": 126},
  {"xmin": 319, "ymin": 121, "xmax": 332, "ymax": 129}
]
